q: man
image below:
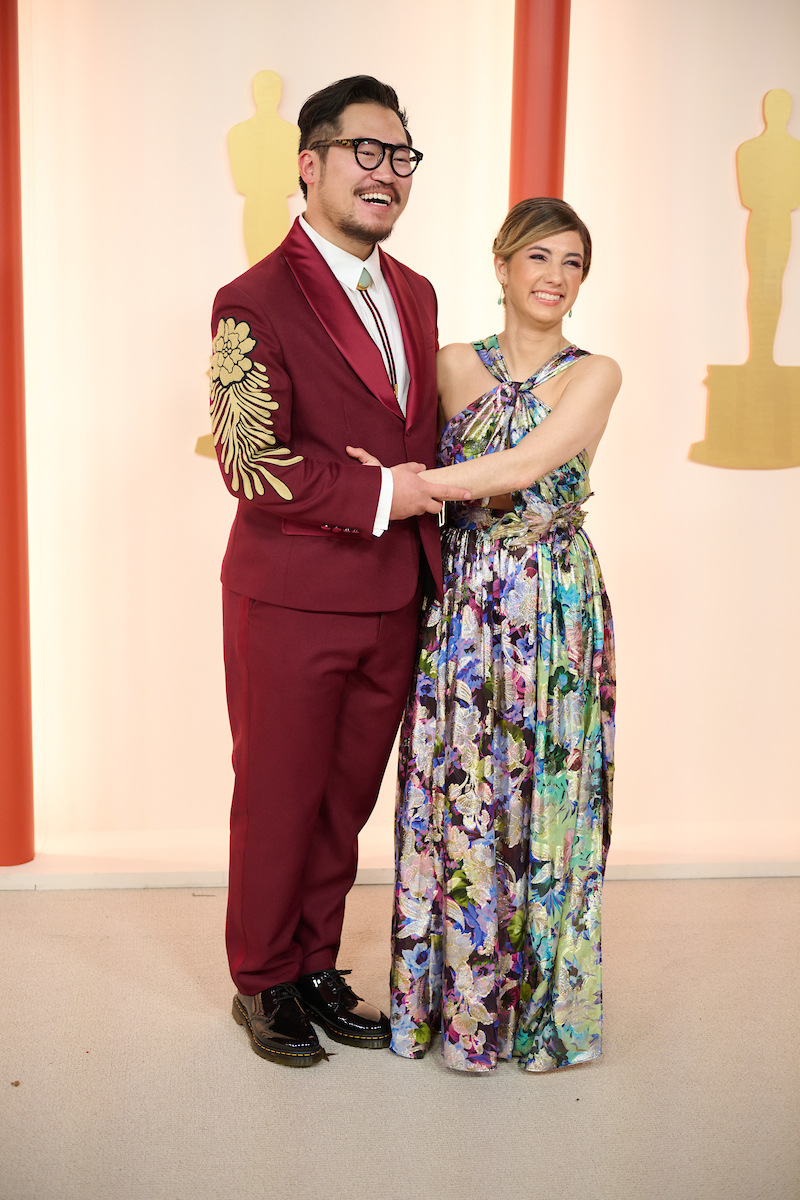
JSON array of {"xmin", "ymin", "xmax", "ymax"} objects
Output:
[{"xmin": 210, "ymin": 76, "xmax": 465, "ymax": 1067}]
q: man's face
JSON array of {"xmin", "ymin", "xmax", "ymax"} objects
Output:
[{"xmin": 301, "ymin": 102, "xmax": 414, "ymax": 257}]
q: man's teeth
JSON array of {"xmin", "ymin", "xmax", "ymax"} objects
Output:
[{"xmin": 361, "ymin": 193, "xmax": 392, "ymax": 206}]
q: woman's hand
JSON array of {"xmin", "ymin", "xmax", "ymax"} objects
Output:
[
  {"xmin": 346, "ymin": 444, "xmax": 470, "ymax": 516},
  {"xmin": 346, "ymin": 445, "xmax": 384, "ymax": 468}
]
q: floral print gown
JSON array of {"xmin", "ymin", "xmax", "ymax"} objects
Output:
[{"xmin": 390, "ymin": 337, "xmax": 615, "ymax": 1073}]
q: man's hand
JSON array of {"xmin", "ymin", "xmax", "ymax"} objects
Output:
[
  {"xmin": 346, "ymin": 445, "xmax": 470, "ymax": 519},
  {"xmin": 389, "ymin": 462, "xmax": 470, "ymax": 519}
]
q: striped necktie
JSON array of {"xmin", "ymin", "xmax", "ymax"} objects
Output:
[{"xmin": 356, "ymin": 268, "xmax": 398, "ymax": 397}]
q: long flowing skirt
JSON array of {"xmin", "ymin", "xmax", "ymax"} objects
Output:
[{"xmin": 389, "ymin": 523, "xmax": 615, "ymax": 1072}]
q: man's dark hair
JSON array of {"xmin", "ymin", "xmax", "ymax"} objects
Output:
[{"xmin": 298, "ymin": 75, "xmax": 410, "ymax": 198}]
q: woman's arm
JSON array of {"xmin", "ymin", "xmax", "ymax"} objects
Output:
[{"xmin": 420, "ymin": 355, "xmax": 622, "ymax": 495}]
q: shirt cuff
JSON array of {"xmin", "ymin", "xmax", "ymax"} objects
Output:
[{"xmin": 372, "ymin": 467, "xmax": 393, "ymax": 536}]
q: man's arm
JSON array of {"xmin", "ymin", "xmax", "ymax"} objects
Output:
[
  {"xmin": 210, "ymin": 283, "xmax": 383, "ymax": 536},
  {"xmin": 212, "ymin": 282, "xmax": 469, "ymax": 532}
]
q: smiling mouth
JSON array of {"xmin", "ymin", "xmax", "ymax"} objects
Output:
[
  {"xmin": 532, "ymin": 290, "xmax": 562, "ymax": 303},
  {"xmin": 359, "ymin": 192, "xmax": 393, "ymax": 207}
]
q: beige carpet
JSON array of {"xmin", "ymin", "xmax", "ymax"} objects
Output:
[{"xmin": 1, "ymin": 880, "xmax": 799, "ymax": 1200}]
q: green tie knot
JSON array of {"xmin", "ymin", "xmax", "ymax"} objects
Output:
[{"xmin": 357, "ymin": 268, "xmax": 372, "ymax": 291}]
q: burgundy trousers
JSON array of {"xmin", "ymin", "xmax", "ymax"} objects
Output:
[{"xmin": 222, "ymin": 586, "xmax": 421, "ymax": 995}]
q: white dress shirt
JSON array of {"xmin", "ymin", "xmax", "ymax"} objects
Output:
[{"xmin": 299, "ymin": 215, "xmax": 405, "ymax": 535}]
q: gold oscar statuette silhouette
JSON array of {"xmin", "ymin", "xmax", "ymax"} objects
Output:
[
  {"xmin": 196, "ymin": 70, "xmax": 300, "ymax": 459},
  {"xmin": 689, "ymin": 89, "xmax": 800, "ymax": 469}
]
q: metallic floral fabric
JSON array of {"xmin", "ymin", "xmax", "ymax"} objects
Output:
[
  {"xmin": 209, "ymin": 317, "xmax": 302, "ymax": 501},
  {"xmin": 390, "ymin": 337, "xmax": 615, "ymax": 1073}
]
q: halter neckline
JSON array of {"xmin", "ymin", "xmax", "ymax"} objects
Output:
[{"xmin": 472, "ymin": 335, "xmax": 589, "ymax": 392}]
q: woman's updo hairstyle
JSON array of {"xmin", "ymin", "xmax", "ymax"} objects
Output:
[{"xmin": 493, "ymin": 197, "xmax": 592, "ymax": 281}]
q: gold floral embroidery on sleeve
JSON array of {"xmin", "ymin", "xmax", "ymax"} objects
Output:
[{"xmin": 209, "ymin": 317, "xmax": 302, "ymax": 501}]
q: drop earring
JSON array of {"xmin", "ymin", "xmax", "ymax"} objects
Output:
[
  {"xmin": 498, "ymin": 284, "xmax": 505, "ymax": 306},
  {"xmin": 567, "ymin": 308, "xmax": 573, "ymax": 318}
]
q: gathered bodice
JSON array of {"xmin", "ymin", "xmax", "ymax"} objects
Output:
[{"xmin": 440, "ymin": 335, "xmax": 592, "ymax": 550}]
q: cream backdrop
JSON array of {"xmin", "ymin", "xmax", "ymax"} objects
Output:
[{"xmin": 14, "ymin": 0, "xmax": 799, "ymax": 874}]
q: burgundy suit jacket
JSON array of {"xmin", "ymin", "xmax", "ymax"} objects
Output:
[{"xmin": 210, "ymin": 219, "xmax": 442, "ymax": 612}]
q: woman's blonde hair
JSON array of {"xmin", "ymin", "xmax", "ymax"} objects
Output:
[{"xmin": 493, "ymin": 197, "xmax": 592, "ymax": 280}]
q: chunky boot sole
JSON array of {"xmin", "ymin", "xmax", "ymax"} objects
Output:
[
  {"xmin": 302, "ymin": 1007, "xmax": 391, "ymax": 1049},
  {"xmin": 232, "ymin": 996, "xmax": 325, "ymax": 1067}
]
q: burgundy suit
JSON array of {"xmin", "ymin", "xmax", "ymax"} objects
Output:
[{"xmin": 211, "ymin": 219, "xmax": 440, "ymax": 994}]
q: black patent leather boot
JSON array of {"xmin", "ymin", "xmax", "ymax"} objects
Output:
[
  {"xmin": 296, "ymin": 969, "xmax": 391, "ymax": 1048},
  {"xmin": 232, "ymin": 983, "xmax": 326, "ymax": 1067}
]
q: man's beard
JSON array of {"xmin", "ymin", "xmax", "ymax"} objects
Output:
[{"xmin": 335, "ymin": 213, "xmax": 395, "ymax": 246}]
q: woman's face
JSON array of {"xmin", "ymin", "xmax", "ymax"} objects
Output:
[{"xmin": 495, "ymin": 230, "xmax": 585, "ymax": 326}]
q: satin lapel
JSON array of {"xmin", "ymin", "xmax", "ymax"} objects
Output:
[
  {"xmin": 380, "ymin": 250, "xmax": 428, "ymax": 433},
  {"xmin": 280, "ymin": 220, "xmax": 402, "ymax": 418}
]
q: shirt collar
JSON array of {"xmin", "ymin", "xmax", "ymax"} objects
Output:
[{"xmin": 299, "ymin": 214, "xmax": 383, "ymax": 292}]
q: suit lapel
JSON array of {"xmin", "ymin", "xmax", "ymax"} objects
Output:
[
  {"xmin": 380, "ymin": 249, "xmax": 428, "ymax": 433},
  {"xmin": 280, "ymin": 220, "xmax": 403, "ymax": 418}
]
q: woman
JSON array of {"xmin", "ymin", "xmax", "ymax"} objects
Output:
[{"xmin": 352, "ymin": 198, "xmax": 620, "ymax": 1073}]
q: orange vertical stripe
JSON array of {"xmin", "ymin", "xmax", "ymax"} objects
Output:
[
  {"xmin": 0, "ymin": 0, "xmax": 35, "ymax": 865},
  {"xmin": 509, "ymin": 0, "xmax": 572, "ymax": 205}
]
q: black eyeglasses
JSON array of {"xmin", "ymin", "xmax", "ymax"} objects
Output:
[{"xmin": 307, "ymin": 137, "xmax": 423, "ymax": 177}]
